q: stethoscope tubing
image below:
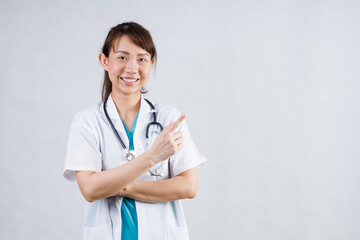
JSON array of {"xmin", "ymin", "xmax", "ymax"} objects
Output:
[
  {"xmin": 103, "ymin": 98, "xmax": 127, "ymax": 149},
  {"xmin": 103, "ymin": 98, "xmax": 163, "ymax": 150},
  {"xmin": 103, "ymin": 97, "xmax": 165, "ymax": 167},
  {"xmin": 144, "ymin": 99, "xmax": 164, "ymax": 135}
]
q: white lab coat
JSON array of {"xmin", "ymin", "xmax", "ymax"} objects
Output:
[{"xmin": 63, "ymin": 94, "xmax": 207, "ymax": 240}]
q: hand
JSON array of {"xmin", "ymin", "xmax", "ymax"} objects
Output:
[{"xmin": 148, "ymin": 114, "xmax": 186, "ymax": 163}]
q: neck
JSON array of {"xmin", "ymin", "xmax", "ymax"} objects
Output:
[{"xmin": 111, "ymin": 92, "xmax": 141, "ymax": 118}]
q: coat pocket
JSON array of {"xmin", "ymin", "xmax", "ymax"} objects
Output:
[
  {"xmin": 167, "ymin": 225, "xmax": 189, "ymax": 240},
  {"xmin": 83, "ymin": 222, "xmax": 113, "ymax": 240}
]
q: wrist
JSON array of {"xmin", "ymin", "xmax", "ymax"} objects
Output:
[{"xmin": 143, "ymin": 149, "xmax": 159, "ymax": 167}]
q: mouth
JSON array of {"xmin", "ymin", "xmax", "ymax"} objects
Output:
[{"xmin": 120, "ymin": 77, "xmax": 139, "ymax": 83}]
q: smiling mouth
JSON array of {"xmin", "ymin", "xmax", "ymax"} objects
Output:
[{"xmin": 120, "ymin": 77, "xmax": 139, "ymax": 83}]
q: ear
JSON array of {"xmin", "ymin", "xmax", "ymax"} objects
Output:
[{"xmin": 99, "ymin": 53, "xmax": 109, "ymax": 71}]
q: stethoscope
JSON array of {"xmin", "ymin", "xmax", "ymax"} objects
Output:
[{"xmin": 103, "ymin": 97, "xmax": 166, "ymax": 177}]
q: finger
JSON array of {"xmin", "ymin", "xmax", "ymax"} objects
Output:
[
  {"xmin": 162, "ymin": 121, "xmax": 174, "ymax": 134},
  {"xmin": 169, "ymin": 114, "xmax": 186, "ymax": 131},
  {"xmin": 176, "ymin": 142, "xmax": 184, "ymax": 151},
  {"xmin": 172, "ymin": 131, "xmax": 183, "ymax": 141},
  {"xmin": 174, "ymin": 135, "xmax": 183, "ymax": 146}
]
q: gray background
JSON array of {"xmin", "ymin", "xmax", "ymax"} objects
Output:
[{"xmin": 1, "ymin": 0, "xmax": 359, "ymax": 239}]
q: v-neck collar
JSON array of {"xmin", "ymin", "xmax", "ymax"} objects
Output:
[
  {"xmin": 105, "ymin": 93, "xmax": 152, "ymax": 135},
  {"xmin": 120, "ymin": 110, "xmax": 140, "ymax": 135},
  {"xmin": 119, "ymin": 111, "xmax": 140, "ymax": 151}
]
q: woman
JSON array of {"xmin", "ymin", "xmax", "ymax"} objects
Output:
[{"xmin": 64, "ymin": 22, "xmax": 206, "ymax": 240}]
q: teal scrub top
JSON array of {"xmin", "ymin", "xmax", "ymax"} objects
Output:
[{"xmin": 120, "ymin": 111, "xmax": 140, "ymax": 240}]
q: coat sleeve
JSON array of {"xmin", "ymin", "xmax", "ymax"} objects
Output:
[
  {"xmin": 63, "ymin": 111, "xmax": 102, "ymax": 182},
  {"xmin": 168, "ymin": 110, "xmax": 207, "ymax": 177}
]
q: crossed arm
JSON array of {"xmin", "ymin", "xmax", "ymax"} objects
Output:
[
  {"xmin": 75, "ymin": 114, "xmax": 199, "ymax": 203},
  {"xmin": 76, "ymin": 167, "xmax": 198, "ymax": 203},
  {"xmin": 115, "ymin": 167, "xmax": 198, "ymax": 202}
]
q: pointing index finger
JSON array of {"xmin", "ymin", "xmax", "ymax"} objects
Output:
[{"xmin": 172, "ymin": 114, "xmax": 186, "ymax": 130}]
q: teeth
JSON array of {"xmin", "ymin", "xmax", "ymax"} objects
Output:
[{"xmin": 121, "ymin": 78, "xmax": 138, "ymax": 83}]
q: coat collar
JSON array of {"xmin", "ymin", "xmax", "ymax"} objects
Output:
[{"xmin": 106, "ymin": 93, "xmax": 152, "ymax": 120}]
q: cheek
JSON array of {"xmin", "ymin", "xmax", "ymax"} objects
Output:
[
  {"xmin": 108, "ymin": 62, "xmax": 122, "ymax": 74},
  {"xmin": 140, "ymin": 66, "xmax": 152, "ymax": 78}
]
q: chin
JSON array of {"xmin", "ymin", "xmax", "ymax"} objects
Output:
[{"xmin": 116, "ymin": 88, "xmax": 143, "ymax": 96}]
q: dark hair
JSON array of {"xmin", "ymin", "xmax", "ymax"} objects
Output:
[{"xmin": 101, "ymin": 22, "xmax": 157, "ymax": 101}]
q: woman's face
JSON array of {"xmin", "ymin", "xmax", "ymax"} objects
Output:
[{"xmin": 101, "ymin": 35, "xmax": 154, "ymax": 97}]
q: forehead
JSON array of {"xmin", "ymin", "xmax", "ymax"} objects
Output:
[{"xmin": 112, "ymin": 35, "xmax": 149, "ymax": 55}]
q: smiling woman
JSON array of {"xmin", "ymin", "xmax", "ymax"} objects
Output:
[
  {"xmin": 99, "ymin": 35, "xmax": 154, "ymax": 99},
  {"xmin": 100, "ymin": 23, "xmax": 157, "ymax": 102},
  {"xmin": 63, "ymin": 22, "xmax": 207, "ymax": 240}
]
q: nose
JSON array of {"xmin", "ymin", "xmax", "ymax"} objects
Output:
[{"xmin": 125, "ymin": 58, "xmax": 138, "ymax": 74}]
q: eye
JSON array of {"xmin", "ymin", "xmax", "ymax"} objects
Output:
[
  {"xmin": 118, "ymin": 56, "xmax": 126, "ymax": 60},
  {"xmin": 138, "ymin": 58, "xmax": 147, "ymax": 62}
]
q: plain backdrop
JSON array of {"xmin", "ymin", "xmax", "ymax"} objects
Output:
[{"xmin": 1, "ymin": 0, "xmax": 359, "ymax": 239}]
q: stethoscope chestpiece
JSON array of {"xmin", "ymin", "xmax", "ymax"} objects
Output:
[{"xmin": 125, "ymin": 150, "xmax": 137, "ymax": 161}]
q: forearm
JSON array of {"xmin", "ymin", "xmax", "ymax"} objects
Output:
[
  {"xmin": 77, "ymin": 116, "xmax": 186, "ymax": 203},
  {"xmin": 76, "ymin": 151, "xmax": 156, "ymax": 202},
  {"xmin": 119, "ymin": 168, "xmax": 198, "ymax": 203}
]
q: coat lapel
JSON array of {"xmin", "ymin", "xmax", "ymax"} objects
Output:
[
  {"xmin": 105, "ymin": 94, "xmax": 154, "ymax": 153},
  {"xmin": 133, "ymin": 95, "xmax": 153, "ymax": 154},
  {"xmin": 105, "ymin": 93, "xmax": 129, "ymax": 149}
]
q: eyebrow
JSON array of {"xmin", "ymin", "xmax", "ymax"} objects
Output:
[{"xmin": 114, "ymin": 50, "xmax": 150, "ymax": 57}]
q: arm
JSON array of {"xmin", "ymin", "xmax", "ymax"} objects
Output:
[
  {"xmin": 76, "ymin": 151, "xmax": 155, "ymax": 202},
  {"xmin": 117, "ymin": 167, "xmax": 198, "ymax": 203},
  {"xmin": 76, "ymin": 114, "xmax": 186, "ymax": 202}
]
